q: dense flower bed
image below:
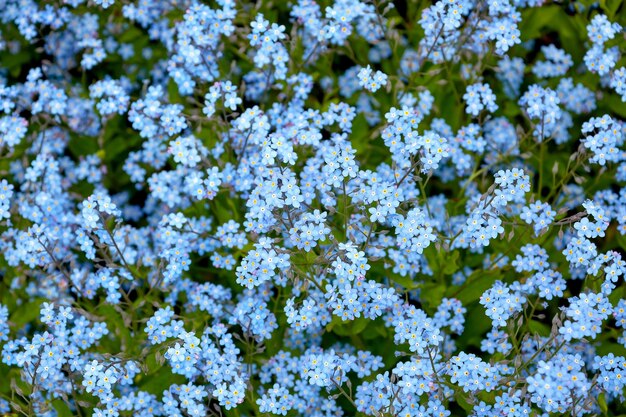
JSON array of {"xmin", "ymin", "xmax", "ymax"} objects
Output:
[{"xmin": 1, "ymin": 0, "xmax": 626, "ymax": 416}]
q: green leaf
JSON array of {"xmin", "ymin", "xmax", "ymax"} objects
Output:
[
  {"xmin": 167, "ymin": 78, "xmax": 182, "ymax": 104},
  {"xmin": 528, "ymin": 320, "xmax": 550, "ymax": 337},
  {"xmin": 10, "ymin": 299, "xmax": 43, "ymax": 329},
  {"xmin": 424, "ymin": 247, "xmax": 460, "ymax": 278},
  {"xmin": 97, "ymin": 305, "xmax": 132, "ymax": 353},
  {"xmin": 442, "ymin": 250, "xmax": 460, "ymax": 275},
  {"xmin": 2, "ymin": 50, "xmax": 33, "ymax": 77},
  {"xmin": 68, "ymin": 135, "xmax": 99, "ymax": 157},
  {"xmin": 448, "ymin": 270, "xmax": 501, "ymax": 305},
  {"xmin": 326, "ymin": 316, "xmax": 369, "ymax": 336},
  {"xmin": 459, "ymin": 306, "xmax": 493, "ymax": 349},
  {"xmin": 388, "ymin": 273, "xmax": 420, "ymax": 290},
  {"xmin": 598, "ymin": 392, "xmax": 608, "ymax": 414},
  {"xmin": 52, "ymin": 399, "xmax": 75, "ymax": 417},
  {"xmin": 119, "ymin": 27, "xmax": 144, "ymax": 43},
  {"xmin": 138, "ymin": 353, "xmax": 185, "ymax": 393},
  {"xmin": 603, "ymin": 94, "xmax": 626, "ymax": 118},
  {"xmin": 596, "ymin": 342, "xmax": 626, "ymax": 357},
  {"xmin": 520, "ymin": 6, "xmax": 562, "ymax": 41},
  {"xmin": 420, "ymin": 282, "xmax": 447, "ymax": 313},
  {"xmin": 362, "ymin": 322, "xmax": 387, "ymax": 340},
  {"xmin": 104, "ymin": 135, "xmax": 135, "ymax": 163},
  {"xmin": 600, "ymin": 0, "xmax": 622, "ymax": 19},
  {"xmin": 454, "ymin": 392, "xmax": 474, "ymax": 413}
]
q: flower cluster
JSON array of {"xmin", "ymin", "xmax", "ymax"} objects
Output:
[
  {"xmin": 520, "ymin": 85, "xmax": 562, "ymax": 140},
  {"xmin": 1, "ymin": 1, "xmax": 626, "ymax": 417},
  {"xmin": 464, "ymin": 83, "xmax": 498, "ymax": 116},
  {"xmin": 358, "ymin": 65, "xmax": 388, "ymax": 93},
  {"xmin": 581, "ymin": 114, "xmax": 624, "ymax": 166}
]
